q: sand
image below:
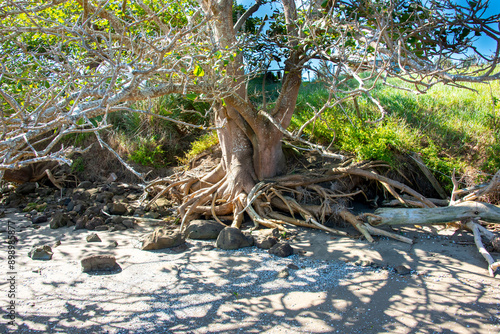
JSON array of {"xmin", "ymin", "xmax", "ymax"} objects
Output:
[{"xmin": 1, "ymin": 208, "xmax": 499, "ymax": 333}]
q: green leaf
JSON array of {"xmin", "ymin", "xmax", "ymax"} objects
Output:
[
  {"xmin": 194, "ymin": 65, "xmax": 204, "ymax": 77},
  {"xmin": 186, "ymin": 93, "xmax": 198, "ymax": 100}
]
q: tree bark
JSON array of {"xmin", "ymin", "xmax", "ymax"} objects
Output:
[{"xmin": 201, "ymin": 0, "xmax": 302, "ymax": 183}]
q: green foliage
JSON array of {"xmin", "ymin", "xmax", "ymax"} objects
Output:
[
  {"xmin": 128, "ymin": 137, "xmax": 166, "ymax": 168},
  {"xmin": 23, "ymin": 202, "xmax": 47, "ymax": 213},
  {"xmin": 108, "ymin": 94, "xmax": 211, "ymax": 168},
  {"xmin": 289, "ymin": 75, "xmax": 500, "ymax": 187},
  {"xmin": 71, "ymin": 157, "xmax": 86, "ymax": 173}
]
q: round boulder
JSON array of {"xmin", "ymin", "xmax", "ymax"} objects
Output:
[
  {"xmin": 185, "ymin": 220, "xmax": 225, "ymax": 240},
  {"xmin": 141, "ymin": 228, "xmax": 184, "ymax": 250},
  {"xmin": 215, "ymin": 227, "xmax": 254, "ymax": 250},
  {"xmin": 81, "ymin": 255, "xmax": 119, "ymax": 272},
  {"xmin": 50, "ymin": 212, "xmax": 71, "ymax": 229},
  {"xmin": 268, "ymin": 242, "xmax": 294, "ymax": 258}
]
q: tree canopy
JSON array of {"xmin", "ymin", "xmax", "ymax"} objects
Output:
[{"xmin": 1, "ymin": 0, "xmax": 499, "ymax": 175}]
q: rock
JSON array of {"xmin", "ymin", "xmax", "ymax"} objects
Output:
[
  {"xmin": 32, "ymin": 215, "xmax": 48, "ymax": 224},
  {"xmin": 58, "ymin": 197, "xmax": 71, "ymax": 206},
  {"xmin": 254, "ymin": 235, "xmax": 277, "ymax": 249},
  {"xmin": 53, "ymin": 240, "xmax": 62, "ymax": 248},
  {"xmin": 143, "ymin": 212, "xmax": 160, "ymax": 219},
  {"xmin": 66, "ymin": 216, "xmax": 76, "ymax": 227},
  {"xmin": 108, "ymin": 203, "xmax": 128, "ymax": 215},
  {"xmin": 86, "ymin": 233, "xmax": 102, "ymax": 242},
  {"xmin": 66, "ymin": 201, "xmax": 75, "ymax": 212},
  {"xmin": 72, "ymin": 189, "xmax": 89, "ymax": 201},
  {"xmin": 277, "ymin": 269, "xmax": 289, "ymax": 278},
  {"xmin": 395, "ymin": 265, "xmax": 411, "ymax": 275},
  {"xmin": 50, "ymin": 212, "xmax": 71, "ymax": 229},
  {"xmin": 81, "ymin": 255, "xmax": 119, "ymax": 272},
  {"xmin": 85, "ymin": 216, "xmax": 105, "ymax": 230},
  {"xmin": 74, "ymin": 216, "xmax": 88, "ymax": 230},
  {"xmin": 108, "ymin": 240, "xmax": 118, "ymax": 248},
  {"xmin": 126, "ymin": 193, "xmax": 139, "ymax": 201},
  {"xmin": 73, "ymin": 203, "xmax": 85, "ymax": 214},
  {"xmin": 269, "ymin": 242, "xmax": 294, "ymax": 257},
  {"xmin": 94, "ymin": 225, "xmax": 109, "ymax": 231},
  {"xmin": 215, "ymin": 227, "xmax": 254, "ymax": 250},
  {"xmin": 84, "ymin": 205, "xmax": 101, "ymax": 218},
  {"xmin": 5, "ymin": 193, "xmax": 22, "ymax": 207},
  {"xmin": 287, "ymin": 264, "xmax": 299, "ymax": 270},
  {"xmin": 109, "ymin": 183, "xmax": 125, "ymax": 195},
  {"xmin": 185, "ymin": 220, "xmax": 225, "ymax": 240},
  {"xmin": 77, "ymin": 181, "xmax": 93, "ymax": 189},
  {"xmin": 141, "ymin": 228, "xmax": 185, "ymax": 250},
  {"xmin": 35, "ymin": 187, "xmax": 52, "ymax": 196},
  {"xmin": 96, "ymin": 191, "xmax": 114, "ymax": 203},
  {"xmin": 107, "ymin": 216, "xmax": 123, "ymax": 225},
  {"xmin": 109, "ymin": 224, "xmax": 127, "ymax": 232},
  {"xmin": 28, "ymin": 245, "xmax": 53, "ymax": 260},
  {"xmin": 122, "ymin": 219, "xmax": 135, "ymax": 229},
  {"xmin": 16, "ymin": 182, "xmax": 37, "ymax": 195}
]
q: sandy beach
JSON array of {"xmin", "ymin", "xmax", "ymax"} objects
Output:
[{"xmin": 1, "ymin": 207, "xmax": 499, "ymax": 333}]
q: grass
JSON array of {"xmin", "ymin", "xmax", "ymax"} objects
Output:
[
  {"xmin": 68, "ymin": 71, "xmax": 498, "ymax": 189},
  {"xmin": 103, "ymin": 94, "xmax": 211, "ymax": 168},
  {"xmin": 287, "ymin": 75, "xmax": 500, "ymax": 187},
  {"xmin": 177, "ymin": 131, "xmax": 219, "ymax": 165}
]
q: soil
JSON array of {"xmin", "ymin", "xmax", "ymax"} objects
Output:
[{"xmin": 1, "ymin": 206, "xmax": 499, "ymax": 333}]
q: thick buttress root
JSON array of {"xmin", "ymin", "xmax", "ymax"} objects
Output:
[{"xmin": 144, "ymin": 161, "xmax": 500, "ymax": 277}]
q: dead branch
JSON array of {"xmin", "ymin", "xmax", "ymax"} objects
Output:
[
  {"xmin": 331, "ymin": 166, "xmax": 437, "ymax": 208},
  {"xmin": 465, "ymin": 220, "xmax": 500, "ymax": 277}
]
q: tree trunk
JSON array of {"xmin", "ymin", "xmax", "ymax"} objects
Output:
[{"xmin": 201, "ymin": 0, "xmax": 301, "ymax": 183}]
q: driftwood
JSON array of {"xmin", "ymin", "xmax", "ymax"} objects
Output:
[
  {"xmin": 364, "ymin": 202, "xmax": 500, "ymax": 277},
  {"xmin": 367, "ymin": 201, "xmax": 500, "ymax": 226},
  {"xmin": 411, "ymin": 153, "xmax": 448, "ymax": 199},
  {"xmin": 466, "ymin": 220, "xmax": 500, "ymax": 277}
]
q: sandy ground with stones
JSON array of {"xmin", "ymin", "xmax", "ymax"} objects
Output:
[{"xmin": 1, "ymin": 207, "xmax": 500, "ymax": 334}]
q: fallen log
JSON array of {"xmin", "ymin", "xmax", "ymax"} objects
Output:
[{"xmin": 367, "ymin": 201, "xmax": 500, "ymax": 226}]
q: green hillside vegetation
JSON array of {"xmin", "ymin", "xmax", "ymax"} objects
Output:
[
  {"xmin": 288, "ymin": 76, "xmax": 500, "ymax": 188},
  {"xmin": 98, "ymin": 72, "xmax": 499, "ymax": 189}
]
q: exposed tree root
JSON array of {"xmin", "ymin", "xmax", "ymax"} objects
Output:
[{"xmin": 144, "ymin": 160, "xmax": 500, "ymax": 277}]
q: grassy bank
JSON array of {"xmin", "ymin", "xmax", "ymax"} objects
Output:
[
  {"xmin": 289, "ymin": 76, "xmax": 500, "ymax": 188},
  {"xmin": 82, "ymin": 74, "xmax": 499, "ymax": 189}
]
